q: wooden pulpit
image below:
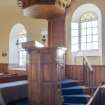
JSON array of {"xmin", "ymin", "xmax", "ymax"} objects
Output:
[
  {"xmin": 22, "ymin": 41, "xmax": 66, "ymax": 105},
  {"xmin": 17, "ymin": 0, "xmax": 71, "ymax": 19}
]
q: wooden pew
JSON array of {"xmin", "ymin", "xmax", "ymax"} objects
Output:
[{"xmin": 0, "ymin": 80, "xmax": 28, "ymax": 105}]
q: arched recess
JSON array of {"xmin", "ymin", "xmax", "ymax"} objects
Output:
[
  {"xmin": 66, "ymin": 3, "xmax": 102, "ymax": 64},
  {"xmin": 9, "ymin": 23, "xmax": 27, "ymax": 69}
]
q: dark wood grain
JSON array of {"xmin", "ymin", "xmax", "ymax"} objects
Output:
[
  {"xmin": 23, "ymin": 42, "xmax": 66, "ymax": 105},
  {"xmin": 0, "ymin": 74, "xmax": 27, "ymax": 83},
  {"xmin": 0, "ymin": 63, "xmax": 8, "ymax": 73},
  {"xmin": 48, "ymin": 16, "xmax": 65, "ymax": 47},
  {"xmin": 65, "ymin": 65, "xmax": 105, "ymax": 86}
]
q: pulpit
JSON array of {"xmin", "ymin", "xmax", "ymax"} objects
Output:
[
  {"xmin": 22, "ymin": 41, "xmax": 66, "ymax": 105},
  {"xmin": 17, "ymin": 0, "xmax": 71, "ymax": 19}
]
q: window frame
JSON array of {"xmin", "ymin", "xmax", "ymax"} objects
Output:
[
  {"xmin": 71, "ymin": 12, "xmax": 99, "ymax": 56},
  {"xmin": 17, "ymin": 34, "xmax": 27, "ymax": 68}
]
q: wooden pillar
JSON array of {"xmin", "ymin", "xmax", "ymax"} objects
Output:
[{"xmin": 48, "ymin": 16, "xmax": 65, "ymax": 47}]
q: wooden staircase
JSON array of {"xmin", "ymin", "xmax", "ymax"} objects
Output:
[
  {"xmin": 61, "ymin": 80, "xmax": 91, "ymax": 105},
  {"xmin": 7, "ymin": 79, "xmax": 92, "ymax": 105}
]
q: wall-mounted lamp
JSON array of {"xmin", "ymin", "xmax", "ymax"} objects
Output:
[
  {"xmin": 16, "ymin": 39, "xmax": 19, "ymax": 48},
  {"xmin": 41, "ymin": 29, "xmax": 48, "ymax": 46},
  {"xmin": 17, "ymin": 0, "xmax": 23, "ymax": 8},
  {"xmin": 2, "ymin": 50, "xmax": 7, "ymax": 57},
  {"xmin": 42, "ymin": 35, "xmax": 46, "ymax": 43}
]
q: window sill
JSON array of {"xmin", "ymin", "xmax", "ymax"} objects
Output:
[
  {"xmin": 9, "ymin": 67, "xmax": 26, "ymax": 71},
  {"xmin": 72, "ymin": 50, "xmax": 101, "ymax": 57}
]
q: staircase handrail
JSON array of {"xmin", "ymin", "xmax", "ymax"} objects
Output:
[
  {"xmin": 83, "ymin": 56, "xmax": 93, "ymax": 72},
  {"xmin": 86, "ymin": 83, "xmax": 102, "ymax": 105},
  {"xmin": 83, "ymin": 56, "xmax": 94, "ymax": 95}
]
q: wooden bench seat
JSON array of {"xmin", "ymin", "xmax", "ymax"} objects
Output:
[
  {"xmin": 0, "ymin": 74, "xmax": 27, "ymax": 83},
  {"xmin": 0, "ymin": 80, "xmax": 28, "ymax": 105}
]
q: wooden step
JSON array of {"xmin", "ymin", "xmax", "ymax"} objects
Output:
[
  {"xmin": 62, "ymin": 86, "xmax": 90, "ymax": 95},
  {"xmin": 63, "ymin": 95, "xmax": 91, "ymax": 104},
  {"xmin": 61, "ymin": 80, "xmax": 84, "ymax": 88}
]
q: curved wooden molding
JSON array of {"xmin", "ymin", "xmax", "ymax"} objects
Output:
[
  {"xmin": 17, "ymin": 0, "xmax": 72, "ymax": 19},
  {"xmin": 17, "ymin": 0, "xmax": 56, "ymax": 9},
  {"xmin": 23, "ymin": 4, "xmax": 65, "ymax": 19}
]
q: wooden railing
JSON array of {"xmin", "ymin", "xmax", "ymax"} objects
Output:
[
  {"xmin": 65, "ymin": 65, "xmax": 105, "ymax": 86},
  {"xmin": 87, "ymin": 84, "xmax": 102, "ymax": 105},
  {"xmin": 83, "ymin": 56, "xmax": 94, "ymax": 94},
  {"xmin": 81, "ymin": 57, "xmax": 103, "ymax": 104}
]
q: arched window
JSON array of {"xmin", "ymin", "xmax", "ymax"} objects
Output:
[
  {"xmin": 80, "ymin": 12, "xmax": 98, "ymax": 51},
  {"xmin": 9, "ymin": 24, "xmax": 27, "ymax": 69},
  {"xmin": 70, "ymin": 3, "xmax": 102, "ymax": 59},
  {"xmin": 70, "ymin": 3, "xmax": 102, "ymax": 64},
  {"xmin": 71, "ymin": 12, "xmax": 98, "ymax": 52},
  {"xmin": 16, "ymin": 30, "xmax": 27, "ymax": 66}
]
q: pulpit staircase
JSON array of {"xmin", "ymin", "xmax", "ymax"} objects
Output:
[
  {"xmin": 8, "ymin": 79, "xmax": 91, "ymax": 105},
  {"xmin": 7, "ymin": 80, "xmax": 91, "ymax": 105},
  {"xmin": 7, "ymin": 56, "xmax": 101, "ymax": 105},
  {"xmin": 61, "ymin": 79, "xmax": 91, "ymax": 105}
]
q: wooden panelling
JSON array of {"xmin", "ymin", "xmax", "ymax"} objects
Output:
[
  {"xmin": 9, "ymin": 69, "xmax": 27, "ymax": 75},
  {"xmin": 0, "ymin": 63, "xmax": 27, "ymax": 75},
  {"xmin": 48, "ymin": 16, "xmax": 65, "ymax": 47},
  {"xmin": 65, "ymin": 65, "xmax": 83, "ymax": 81},
  {"xmin": 0, "ymin": 63, "xmax": 8, "ymax": 73},
  {"xmin": 65, "ymin": 65, "xmax": 105, "ymax": 86},
  {"xmin": 0, "ymin": 63, "xmax": 27, "ymax": 83},
  {"xmin": 92, "ymin": 65, "xmax": 105, "ymax": 86},
  {"xmin": 23, "ymin": 43, "xmax": 66, "ymax": 105},
  {"xmin": 0, "ymin": 74, "xmax": 27, "ymax": 83}
]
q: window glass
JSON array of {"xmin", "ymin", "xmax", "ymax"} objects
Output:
[
  {"xmin": 71, "ymin": 44, "xmax": 79, "ymax": 52},
  {"xmin": 81, "ymin": 29, "xmax": 86, "ymax": 35},
  {"xmin": 80, "ymin": 12, "xmax": 98, "ymax": 51},
  {"xmin": 87, "ymin": 22, "xmax": 92, "ymax": 28},
  {"xmin": 92, "ymin": 42, "xmax": 98, "ymax": 49},
  {"xmin": 92, "ymin": 21, "xmax": 97, "ymax": 27},
  {"xmin": 81, "ymin": 36, "xmax": 86, "ymax": 43},
  {"xmin": 81, "ymin": 22, "xmax": 87, "ymax": 29},
  {"xmin": 18, "ymin": 33, "xmax": 27, "ymax": 67},
  {"xmin": 71, "ymin": 37, "xmax": 79, "ymax": 44},
  {"xmin": 93, "ymin": 35, "xmax": 98, "ymax": 42},
  {"xmin": 71, "ymin": 30, "xmax": 79, "ymax": 36},
  {"xmin": 71, "ymin": 23, "xmax": 78, "ymax": 29},
  {"xmin": 19, "ymin": 51, "xmax": 27, "ymax": 66},
  {"xmin": 93, "ymin": 28, "xmax": 98, "ymax": 34},
  {"xmin": 81, "ymin": 43, "xmax": 86, "ymax": 50},
  {"xmin": 87, "ymin": 43, "xmax": 92, "ymax": 50},
  {"xmin": 71, "ymin": 12, "xmax": 99, "ymax": 53},
  {"xmin": 87, "ymin": 28, "xmax": 92, "ymax": 35},
  {"xmin": 87, "ymin": 35, "xmax": 92, "ymax": 43}
]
